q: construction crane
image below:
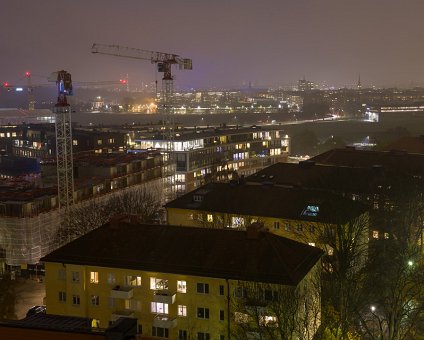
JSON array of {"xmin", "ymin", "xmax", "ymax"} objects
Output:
[
  {"xmin": 50, "ymin": 70, "xmax": 74, "ymax": 218},
  {"xmin": 91, "ymin": 43, "xmax": 192, "ymax": 201}
]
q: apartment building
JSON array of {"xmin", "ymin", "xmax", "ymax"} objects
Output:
[
  {"xmin": 42, "ymin": 219, "xmax": 323, "ymax": 340},
  {"xmin": 0, "ymin": 151, "xmax": 163, "ymax": 273},
  {"xmin": 134, "ymin": 125, "xmax": 290, "ymax": 195}
]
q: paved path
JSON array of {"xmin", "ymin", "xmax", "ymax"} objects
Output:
[{"xmin": 14, "ymin": 277, "xmax": 45, "ymax": 319}]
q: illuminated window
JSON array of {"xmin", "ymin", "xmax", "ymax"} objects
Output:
[
  {"xmin": 284, "ymin": 223, "xmax": 291, "ymax": 231},
  {"xmin": 178, "ymin": 305, "xmax": 187, "ymax": 316},
  {"xmin": 384, "ymin": 232, "xmax": 389, "ymax": 239},
  {"xmin": 372, "ymin": 230, "xmax": 379, "ymax": 239},
  {"xmin": 260, "ymin": 315, "xmax": 277, "ymax": 326},
  {"xmin": 177, "ymin": 280, "xmax": 187, "ymax": 293},
  {"xmin": 207, "ymin": 214, "xmax": 213, "ymax": 223},
  {"xmin": 150, "ymin": 277, "xmax": 168, "ymax": 290},
  {"xmin": 308, "ymin": 242, "xmax": 316, "ymax": 247},
  {"xmin": 301, "ymin": 205, "xmax": 319, "ymax": 217},
  {"xmin": 151, "ymin": 302, "xmax": 168, "ymax": 314},
  {"xmin": 127, "ymin": 275, "xmax": 141, "ymax": 286},
  {"xmin": 73, "ymin": 139, "xmax": 78, "ymax": 146},
  {"xmin": 235, "ymin": 312, "xmax": 249, "ymax": 323},
  {"xmin": 327, "ymin": 247, "xmax": 334, "ymax": 256},
  {"xmin": 231, "ymin": 216, "xmax": 245, "ymax": 228},
  {"xmin": 90, "ymin": 271, "xmax": 99, "ymax": 284},
  {"xmin": 188, "ymin": 213, "xmax": 194, "ymax": 220},
  {"xmin": 97, "ymin": 139, "xmax": 102, "ymax": 145}
]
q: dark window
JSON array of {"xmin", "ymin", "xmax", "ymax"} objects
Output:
[
  {"xmin": 178, "ymin": 330, "xmax": 187, "ymax": 340},
  {"xmin": 152, "ymin": 326, "xmax": 169, "ymax": 338},
  {"xmin": 197, "ymin": 283, "xmax": 209, "ymax": 294},
  {"xmin": 220, "ymin": 310, "xmax": 225, "ymax": 321},
  {"xmin": 198, "ymin": 332, "xmax": 210, "ymax": 340},
  {"xmin": 219, "ymin": 285, "xmax": 224, "ymax": 295},
  {"xmin": 197, "ymin": 307, "xmax": 209, "ymax": 319}
]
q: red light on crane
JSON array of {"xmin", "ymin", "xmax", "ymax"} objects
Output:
[
  {"xmin": 25, "ymin": 71, "xmax": 31, "ymax": 78},
  {"xmin": 3, "ymin": 82, "xmax": 10, "ymax": 87},
  {"xmin": 119, "ymin": 79, "xmax": 127, "ymax": 84}
]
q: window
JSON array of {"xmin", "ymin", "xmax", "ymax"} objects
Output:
[
  {"xmin": 220, "ymin": 336, "xmax": 225, "ymax": 340},
  {"xmin": 90, "ymin": 271, "xmax": 99, "ymax": 284},
  {"xmin": 308, "ymin": 242, "xmax": 316, "ymax": 247},
  {"xmin": 260, "ymin": 315, "xmax": 277, "ymax": 326},
  {"xmin": 152, "ymin": 326, "xmax": 168, "ymax": 338},
  {"xmin": 97, "ymin": 139, "xmax": 102, "ymax": 145},
  {"xmin": 273, "ymin": 221, "xmax": 280, "ymax": 229},
  {"xmin": 219, "ymin": 285, "xmax": 224, "ymax": 296},
  {"xmin": 108, "ymin": 297, "xmax": 115, "ymax": 308},
  {"xmin": 127, "ymin": 275, "xmax": 142, "ymax": 286},
  {"xmin": 284, "ymin": 223, "xmax": 291, "ymax": 231},
  {"xmin": 58, "ymin": 268, "xmax": 66, "ymax": 280},
  {"xmin": 197, "ymin": 307, "xmax": 209, "ymax": 319},
  {"xmin": 231, "ymin": 216, "xmax": 245, "ymax": 228},
  {"xmin": 234, "ymin": 286, "xmax": 245, "ymax": 298},
  {"xmin": 301, "ymin": 205, "xmax": 319, "ymax": 217},
  {"xmin": 197, "ymin": 283, "xmax": 209, "ymax": 294},
  {"xmin": 264, "ymin": 290, "xmax": 278, "ymax": 301},
  {"xmin": 177, "ymin": 280, "xmax": 187, "ymax": 293},
  {"xmin": 207, "ymin": 214, "xmax": 213, "ymax": 222},
  {"xmin": 178, "ymin": 330, "xmax": 188, "ymax": 340},
  {"xmin": 373, "ymin": 230, "xmax": 379, "ymax": 239},
  {"xmin": 150, "ymin": 277, "xmax": 168, "ymax": 290},
  {"xmin": 91, "ymin": 295, "xmax": 100, "ymax": 306},
  {"xmin": 178, "ymin": 305, "xmax": 187, "ymax": 317},
  {"xmin": 220, "ymin": 310, "xmax": 225, "ymax": 321},
  {"xmin": 151, "ymin": 302, "xmax": 169, "ymax": 314},
  {"xmin": 91, "ymin": 319, "xmax": 100, "ymax": 328},
  {"xmin": 384, "ymin": 232, "xmax": 389, "ymax": 239},
  {"xmin": 197, "ymin": 332, "xmax": 210, "ymax": 340},
  {"xmin": 126, "ymin": 299, "xmax": 141, "ymax": 311},
  {"xmin": 296, "ymin": 224, "xmax": 303, "ymax": 232},
  {"xmin": 72, "ymin": 271, "xmax": 80, "ymax": 283},
  {"xmin": 73, "ymin": 139, "xmax": 78, "ymax": 146},
  {"xmin": 309, "ymin": 225, "xmax": 315, "ymax": 233},
  {"xmin": 107, "ymin": 273, "xmax": 116, "ymax": 285},
  {"xmin": 58, "ymin": 291, "xmax": 66, "ymax": 303},
  {"xmin": 72, "ymin": 294, "xmax": 80, "ymax": 305}
]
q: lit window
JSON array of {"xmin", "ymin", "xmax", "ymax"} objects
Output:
[
  {"xmin": 91, "ymin": 295, "xmax": 100, "ymax": 306},
  {"xmin": 72, "ymin": 294, "xmax": 80, "ymax": 305},
  {"xmin": 230, "ymin": 216, "xmax": 245, "ymax": 228},
  {"xmin": 73, "ymin": 139, "xmax": 78, "ymax": 146},
  {"xmin": 301, "ymin": 205, "xmax": 319, "ymax": 217},
  {"xmin": 188, "ymin": 213, "xmax": 194, "ymax": 220},
  {"xmin": 91, "ymin": 319, "xmax": 100, "ymax": 328},
  {"xmin": 284, "ymin": 223, "xmax": 291, "ymax": 231},
  {"xmin": 58, "ymin": 291, "xmax": 66, "ymax": 303},
  {"xmin": 177, "ymin": 280, "xmax": 187, "ymax": 293},
  {"xmin": 127, "ymin": 275, "xmax": 142, "ymax": 286},
  {"xmin": 151, "ymin": 302, "xmax": 169, "ymax": 314},
  {"xmin": 97, "ymin": 139, "xmax": 102, "ymax": 145},
  {"xmin": 150, "ymin": 277, "xmax": 168, "ymax": 290},
  {"xmin": 72, "ymin": 271, "xmax": 80, "ymax": 283},
  {"xmin": 178, "ymin": 305, "xmax": 187, "ymax": 316},
  {"xmin": 327, "ymin": 247, "xmax": 334, "ymax": 256},
  {"xmin": 308, "ymin": 242, "xmax": 316, "ymax": 247},
  {"xmin": 90, "ymin": 271, "xmax": 99, "ymax": 284},
  {"xmin": 207, "ymin": 214, "xmax": 213, "ymax": 223},
  {"xmin": 384, "ymin": 232, "xmax": 389, "ymax": 239},
  {"xmin": 372, "ymin": 230, "xmax": 379, "ymax": 239},
  {"xmin": 197, "ymin": 283, "xmax": 209, "ymax": 294},
  {"xmin": 260, "ymin": 315, "xmax": 277, "ymax": 326}
]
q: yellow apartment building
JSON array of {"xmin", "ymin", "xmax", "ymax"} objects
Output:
[
  {"xmin": 165, "ymin": 182, "xmax": 369, "ymax": 256},
  {"xmin": 42, "ymin": 219, "xmax": 323, "ymax": 340}
]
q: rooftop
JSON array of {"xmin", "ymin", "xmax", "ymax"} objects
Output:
[
  {"xmin": 166, "ymin": 182, "xmax": 367, "ymax": 224},
  {"xmin": 41, "ymin": 221, "xmax": 323, "ymax": 286}
]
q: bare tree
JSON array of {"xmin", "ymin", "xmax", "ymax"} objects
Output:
[{"xmin": 56, "ymin": 182, "xmax": 163, "ymax": 245}]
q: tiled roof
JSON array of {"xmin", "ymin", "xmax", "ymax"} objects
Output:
[{"xmin": 41, "ymin": 222, "xmax": 323, "ymax": 286}]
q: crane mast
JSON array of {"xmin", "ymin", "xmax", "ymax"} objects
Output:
[
  {"xmin": 91, "ymin": 43, "xmax": 192, "ymax": 201},
  {"xmin": 52, "ymin": 70, "xmax": 74, "ymax": 217}
]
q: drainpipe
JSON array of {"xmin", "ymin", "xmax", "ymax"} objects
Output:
[{"xmin": 226, "ymin": 278, "xmax": 231, "ymax": 340}]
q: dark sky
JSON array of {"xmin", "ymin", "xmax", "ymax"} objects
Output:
[{"xmin": 1, "ymin": 0, "xmax": 424, "ymax": 89}]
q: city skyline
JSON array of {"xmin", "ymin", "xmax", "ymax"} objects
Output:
[{"xmin": 1, "ymin": 0, "xmax": 424, "ymax": 89}]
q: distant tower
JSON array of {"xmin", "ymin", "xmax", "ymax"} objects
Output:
[
  {"xmin": 357, "ymin": 74, "xmax": 362, "ymax": 90},
  {"xmin": 25, "ymin": 71, "xmax": 35, "ymax": 111}
]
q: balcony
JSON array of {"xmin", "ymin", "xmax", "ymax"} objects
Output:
[
  {"xmin": 153, "ymin": 290, "xmax": 176, "ymax": 304},
  {"xmin": 110, "ymin": 286, "xmax": 134, "ymax": 299},
  {"xmin": 111, "ymin": 310, "xmax": 135, "ymax": 322},
  {"xmin": 152, "ymin": 314, "xmax": 177, "ymax": 328}
]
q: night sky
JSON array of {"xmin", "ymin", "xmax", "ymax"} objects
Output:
[{"xmin": 1, "ymin": 0, "xmax": 424, "ymax": 89}]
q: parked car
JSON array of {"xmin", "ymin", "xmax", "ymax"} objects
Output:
[{"xmin": 26, "ymin": 305, "xmax": 46, "ymax": 317}]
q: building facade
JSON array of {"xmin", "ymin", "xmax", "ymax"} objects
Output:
[{"xmin": 42, "ymin": 221, "xmax": 323, "ymax": 340}]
